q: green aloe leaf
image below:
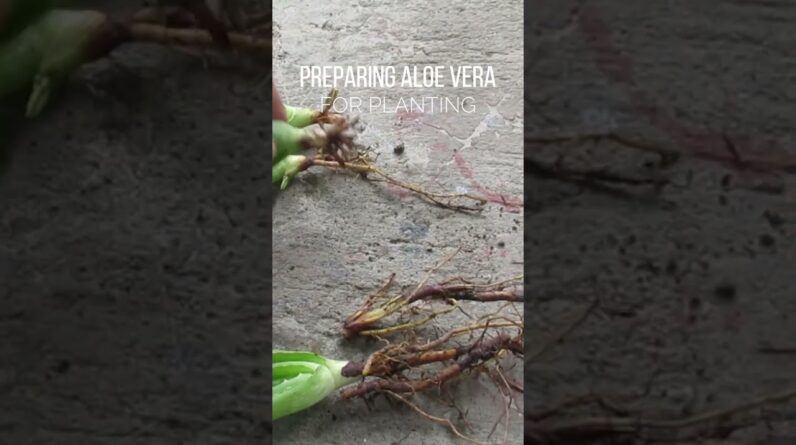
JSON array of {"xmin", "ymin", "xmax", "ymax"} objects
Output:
[
  {"xmin": 284, "ymin": 104, "xmax": 317, "ymax": 128},
  {"xmin": 0, "ymin": 0, "xmax": 54, "ymax": 44},
  {"xmin": 272, "ymin": 154, "xmax": 307, "ymax": 189},
  {"xmin": 272, "ymin": 350, "xmax": 357, "ymax": 420},
  {"xmin": 272, "ymin": 120, "xmax": 307, "ymax": 163},
  {"xmin": 0, "ymin": 8, "xmax": 110, "ymax": 117}
]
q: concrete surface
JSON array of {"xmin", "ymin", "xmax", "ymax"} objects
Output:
[
  {"xmin": 1, "ymin": 2, "xmax": 272, "ymax": 444},
  {"xmin": 272, "ymin": 0, "xmax": 524, "ymax": 444},
  {"xmin": 526, "ymin": 1, "xmax": 796, "ymax": 443}
]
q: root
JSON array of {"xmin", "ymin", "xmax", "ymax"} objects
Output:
[
  {"xmin": 528, "ymin": 386, "xmax": 796, "ymax": 443},
  {"xmin": 124, "ymin": 3, "xmax": 271, "ymax": 53},
  {"xmin": 342, "ymin": 250, "xmax": 523, "ymax": 338},
  {"xmin": 526, "ymin": 393, "xmax": 632, "ymax": 422},
  {"xmin": 488, "ymin": 364, "xmax": 517, "ymax": 444},
  {"xmin": 305, "ymin": 157, "xmax": 488, "ymax": 212},
  {"xmin": 343, "ymin": 317, "xmax": 521, "ymax": 378},
  {"xmin": 386, "ymin": 391, "xmax": 488, "ymax": 445},
  {"xmin": 354, "ymin": 302, "xmax": 461, "ymax": 338},
  {"xmin": 526, "ymin": 131, "xmax": 679, "ymax": 164},
  {"xmin": 126, "ymin": 23, "xmax": 270, "ymax": 53},
  {"xmin": 525, "ymin": 130, "xmax": 796, "ymax": 195},
  {"xmin": 526, "ymin": 300, "xmax": 597, "ymax": 363},
  {"xmin": 330, "ymin": 253, "xmax": 522, "ymax": 441},
  {"xmin": 342, "ymin": 248, "xmax": 523, "ymax": 338},
  {"xmin": 317, "ymin": 88, "xmax": 348, "ymax": 126},
  {"xmin": 284, "ymin": 89, "xmax": 499, "ymax": 212},
  {"xmin": 519, "ymin": 299, "xmax": 796, "ymax": 444},
  {"xmin": 408, "ymin": 318, "xmax": 523, "ymax": 353},
  {"xmin": 408, "ymin": 285, "xmax": 523, "ymax": 304},
  {"xmin": 343, "ymin": 344, "xmax": 461, "ymax": 378},
  {"xmin": 525, "ymin": 156, "xmax": 670, "ymax": 189},
  {"xmin": 340, "ymin": 333, "xmax": 523, "ymax": 399}
]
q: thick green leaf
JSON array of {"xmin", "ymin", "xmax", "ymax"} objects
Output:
[
  {"xmin": 0, "ymin": 0, "xmax": 53, "ymax": 43},
  {"xmin": 0, "ymin": 9, "xmax": 108, "ymax": 117},
  {"xmin": 272, "ymin": 350, "xmax": 357, "ymax": 420},
  {"xmin": 272, "ymin": 155, "xmax": 306, "ymax": 189},
  {"xmin": 273, "ymin": 351, "xmax": 331, "ymax": 367},
  {"xmin": 273, "ymin": 361, "xmax": 319, "ymax": 381},
  {"xmin": 284, "ymin": 105, "xmax": 317, "ymax": 128},
  {"xmin": 272, "ymin": 120, "xmax": 306, "ymax": 163}
]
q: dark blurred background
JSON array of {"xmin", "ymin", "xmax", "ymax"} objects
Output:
[
  {"xmin": 525, "ymin": 1, "xmax": 796, "ymax": 443},
  {"xmin": 0, "ymin": 2, "xmax": 273, "ymax": 443}
]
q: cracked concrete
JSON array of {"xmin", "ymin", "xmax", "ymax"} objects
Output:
[{"xmin": 273, "ymin": 0, "xmax": 523, "ymax": 444}]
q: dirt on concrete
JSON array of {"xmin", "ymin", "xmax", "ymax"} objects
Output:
[
  {"xmin": 1, "ymin": 2, "xmax": 272, "ymax": 444},
  {"xmin": 526, "ymin": 1, "xmax": 796, "ymax": 443}
]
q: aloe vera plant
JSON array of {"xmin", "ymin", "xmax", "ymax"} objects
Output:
[
  {"xmin": 271, "ymin": 119, "xmax": 312, "ymax": 190},
  {"xmin": 271, "ymin": 87, "xmax": 355, "ymax": 189},
  {"xmin": 271, "ymin": 120, "xmax": 355, "ymax": 189},
  {"xmin": 272, "ymin": 350, "xmax": 357, "ymax": 420},
  {"xmin": 0, "ymin": 8, "xmax": 127, "ymax": 117},
  {"xmin": 0, "ymin": 0, "xmax": 53, "ymax": 43}
]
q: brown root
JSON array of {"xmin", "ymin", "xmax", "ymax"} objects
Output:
[
  {"xmin": 341, "ymin": 253, "xmax": 523, "ymax": 338},
  {"xmin": 306, "ymin": 156, "xmax": 488, "ymax": 212},
  {"xmin": 126, "ymin": 22, "xmax": 270, "ymax": 53},
  {"xmin": 331, "ymin": 251, "xmax": 522, "ymax": 442},
  {"xmin": 517, "ymin": 299, "xmax": 796, "ymax": 444},
  {"xmin": 525, "ymin": 130, "xmax": 796, "ymax": 197},
  {"xmin": 386, "ymin": 391, "xmax": 489, "ymax": 445},
  {"xmin": 342, "ymin": 249, "xmax": 522, "ymax": 338},
  {"xmin": 340, "ymin": 333, "xmax": 523, "ymax": 399},
  {"xmin": 527, "ymin": 386, "xmax": 796, "ymax": 444}
]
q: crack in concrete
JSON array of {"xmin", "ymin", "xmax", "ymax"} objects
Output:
[{"xmin": 422, "ymin": 94, "xmax": 513, "ymax": 178}]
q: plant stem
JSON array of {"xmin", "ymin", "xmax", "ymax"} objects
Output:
[{"xmin": 127, "ymin": 22, "xmax": 270, "ymax": 53}]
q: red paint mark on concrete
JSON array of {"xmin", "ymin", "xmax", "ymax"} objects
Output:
[
  {"xmin": 393, "ymin": 111, "xmax": 424, "ymax": 129},
  {"xmin": 394, "ymin": 126, "xmax": 523, "ymax": 210},
  {"xmin": 721, "ymin": 310, "xmax": 743, "ymax": 333},
  {"xmin": 577, "ymin": 6, "xmax": 796, "ymax": 181},
  {"xmin": 430, "ymin": 142, "xmax": 449, "ymax": 154},
  {"xmin": 577, "ymin": 10, "xmax": 635, "ymax": 85},
  {"xmin": 453, "ymin": 153, "xmax": 523, "ymax": 210},
  {"xmin": 386, "ymin": 183, "xmax": 412, "ymax": 200}
]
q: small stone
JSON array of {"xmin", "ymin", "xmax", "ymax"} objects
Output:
[
  {"xmin": 763, "ymin": 210, "xmax": 784, "ymax": 229},
  {"xmin": 713, "ymin": 282, "xmax": 737, "ymax": 302},
  {"xmin": 759, "ymin": 233, "xmax": 775, "ymax": 247},
  {"xmin": 53, "ymin": 360, "xmax": 71, "ymax": 374},
  {"xmin": 393, "ymin": 143, "xmax": 405, "ymax": 155}
]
